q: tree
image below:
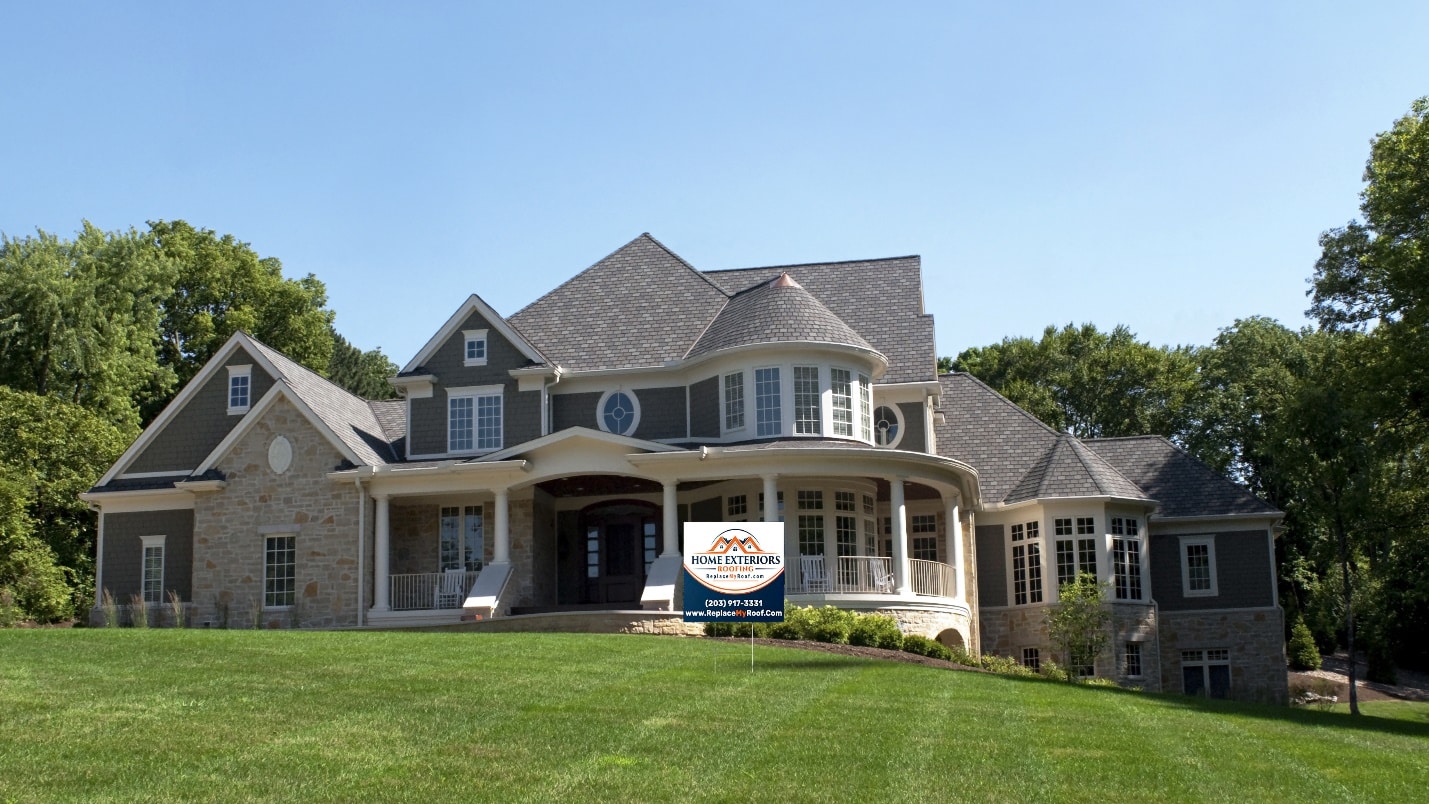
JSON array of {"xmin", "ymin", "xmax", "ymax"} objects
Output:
[
  {"xmin": 147, "ymin": 220, "xmax": 336, "ymax": 405},
  {"xmin": 1046, "ymin": 573, "xmax": 1111, "ymax": 681},
  {"xmin": 951, "ymin": 323, "xmax": 1202, "ymax": 442},
  {"xmin": 0, "ymin": 467, "xmax": 72, "ymax": 624},
  {"xmin": 0, "ymin": 223, "xmax": 176, "ymax": 430},
  {"xmin": 327, "ymin": 331, "xmax": 399, "ymax": 399}
]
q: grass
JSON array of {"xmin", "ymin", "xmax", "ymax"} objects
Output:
[{"xmin": 1, "ymin": 631, "xmax": 1426, "ymax": 802}]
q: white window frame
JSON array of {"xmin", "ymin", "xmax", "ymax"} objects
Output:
[
  {"xmin": 1124, "ymin": 641, "xmax": 1144, "ymax": 678},
  {"xmin": 140, "ymin": 534, "xmax": 165, "ymax": 605},
  {"xmin": 858, "ymin": 373, "xmax": 872, "ymax": 441},
  {"xmin": 263, "ymin": 533, "xmax": 296, "ymax": 609},
  {"xmin": 830, "ymin": 368, "xmax": 854, "ymax": 437},
  {"xmin": 754, "ymin": 366, "xmax": 782, "ymax": 437},
  {"xmin": 226, "ymin": 365, "xmax": 252, "ymax": 415},
  {"xmin": 872, "ymin": 403, "xmax": 905, "ymax": 449},
  {"xmin": 440, "ymin": 506, "xmax": 485, "ymax": 572},
  {"xmin": 462, "ymin": 329, "xmax": 488, "ymax": 367},
  {"xmin": 448, "ymin": 384, "xmax": 504, "ymax": 454},
  {"xmin": 596, "ymin": 389, "xmax": 641, "ymax": 436},
  {"xmin": 792, "ymin": 365, "xmax": 822, "ymax": 436},
  {"xmin": 1111, "ymin": 516, "xmax": 1145, "ymax": 602},
  {"xmin": 1009, "ymin": 520, "xmax": 1044, "ymax": 606},
  {"xmin": 1179, "ymin": 535, "xmax": 1218, "ymax": 597},
  {"xmin": 722, "ymin": 371, "xmax": 745, "ymax": 433}
]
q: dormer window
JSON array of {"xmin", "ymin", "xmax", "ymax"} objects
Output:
[
  {"xmin": 597, "ymin": 390, "xmax": 641, "ymax": 436},
  {"xmin": 227, "ymin": 365, "xmax": 252, "ymax": 415},
  {"xmin": 463, "ymin": 330, "xmax": 488, "ymax": 367}
]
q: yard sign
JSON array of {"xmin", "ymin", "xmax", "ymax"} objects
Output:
[{"xmin": 682, "ymin": 522, "xmax": 785, "ymax": 622}]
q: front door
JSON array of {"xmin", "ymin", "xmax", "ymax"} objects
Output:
[{"xmin": 562, "ymin": 502, "xmax": 658, "ymax": 605}]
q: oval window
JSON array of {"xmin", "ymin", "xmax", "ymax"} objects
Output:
[
  {"xmin": 873, "ymin": 405, "xmax": 903, "ymax": 448},
  {"xmin": 599, "ymin": 390, "xmax": 640, "ymax": 436}
]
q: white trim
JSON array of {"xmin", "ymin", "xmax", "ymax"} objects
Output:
[
  {"xmin": 872, "ymin": 403, "xmax": 905, "ymax": 449},
  {"xmin": 79, "ymin": 489, "xmax": 196, "ymax": 512},
  {"xmin": 447, "ymin": 384, "xmax": 505, "ymax": 455},
  {"xmin": 140, "ymin": 535, "xmax": 166, "ymax": 605},
  {"xmin": 1159, "ymin": 605, "xmax": 1282, "ymax": 615},
  {"xmin": 194, "ymin": 384, "xmax": 363, "ymax": 473},
  {"xmin": 1178, "ymin": 535, "xmax": 1219, "ymax": 597},
  {"xmin": 258, "ymin": 524, "xmax": 302, "ymax": 535},
  {"xmin": 116, "ymin": 470, "xmax": 195, "ymax": 480},
  {"xmin": 462, "ymin": 329, "xmax": 489, "ymax": 367},
  {"xmin": 226, "ymin": 364, "xmax": 253, "ymax": 415},
  {"xmin": 721, "ymin": 370, "xmax": 747, "ymax": 435},
  {"xmin": 478, "ymin": 426, "xmax": 680, "ymax": 462},
  {"xmin": 400, "ymin": 294, "xmax": 545, "ymax": 374},
  {"xmin": 595, "ymin": 388, "xmax": 642, "ymax": 437}
]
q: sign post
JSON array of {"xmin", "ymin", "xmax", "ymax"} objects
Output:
[{"xmin": 682, "ymin": 523, "xmax": 786, "ymax": 671}]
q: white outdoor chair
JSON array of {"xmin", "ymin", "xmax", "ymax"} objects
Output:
[
  {"xmin": 870, "ymin": 564, "xmax": 895, "ymax": 594},
  {"xmin": 435, "ymin": 569, "xmax": 466, "ymax": 609},
  {"xmin": 800, "ymin": 555, "xmax": 829, "ymax": 593}
]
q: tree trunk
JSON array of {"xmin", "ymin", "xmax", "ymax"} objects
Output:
[{"xmin": 1336, "ymin": 512, "xmax": 1359, "ymax": 716}]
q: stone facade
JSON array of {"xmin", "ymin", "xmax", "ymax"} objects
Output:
[
  {"xmin": 1159, "ymin": 609, "xmax": 1287, "ymax": 705},
  {"xmin": 875, "ymin": 605, "xmax": 973, "ymax": 651},
  {"xmin": 445, "ymin": 610, "xmax": 703, "ymax": 636},
  {"xmin": 979, "ymin": 602, "xmax": 1162, "ymax": 691},
  {"xmin": 190, "ymin": 398, "xmax": 361, "ymax": 629}
]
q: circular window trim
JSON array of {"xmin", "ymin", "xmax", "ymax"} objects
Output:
[
  {"xmin": 872, "ymin": 404, "xmax": 905, "ymax": 449},
  {"xmin": 267, "ymin": 435, "xmax": 294, "ymax": 474},
  {"xmin": 596, "ymin": 389, "xmax": 642, "ymax": 437}
]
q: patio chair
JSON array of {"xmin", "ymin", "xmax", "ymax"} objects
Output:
[
  {"xmin": 435, "ymin": 568, "xmax": 466, "ymax": 609},
  {"xmin": 870, "ymin": 565, "xmax": 895, "ymax": 594},
  {"xmin": 800, "ymin": 555, "xmax": 830, "ymax": 593}
]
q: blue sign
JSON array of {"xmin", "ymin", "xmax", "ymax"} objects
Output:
[{"xmin": 682, "ymin": 523, "xmax": 785, "ymax": 623}]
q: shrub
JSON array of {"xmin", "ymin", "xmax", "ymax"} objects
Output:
[
  {"xmin": 980, "ymin": 654, "xmax": 1036, "ymax": 677},
  {"xmin": 766, "ymin": 620, "xmax": 802, "ymax": 640},
  {"xmin": 946, "ymin": 647, "xmax": 979, "ymax": 667},
  {"xmin": 0, "ymin": 588, "xmax": 21, "ymax": 628},
  {"xmin": 1081, "ymin": 677, "xmax": 1121, "ymax": 688},
  {"xmin": 703, "ymin": 622, "xmax": 766, "ymax": 638},
  {"xmin": 129, "ymin": 595, "xmax": 149, "ymax": 628},
  {"xmin": 1038, "ymin": 659, "xmax": 1070, "ymax": 682},
  {"xmin": 848, "ymin": 614, "xmax": 904, "ymax": 650},
  {"xmin": 1287, "ymin": 616, "xmax": 1321, "ymax": 671},
  {"xmin": 900, "ymin": 635, "xmax": 952, "ymax": 660},
  {"xmin": 807, "ymin": 606, "xmax": 855, "ymax": 644}
]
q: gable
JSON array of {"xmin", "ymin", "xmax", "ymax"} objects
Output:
[{"xmin": 121, "ymin": 346, "xmax": 275, "ymax": 476}]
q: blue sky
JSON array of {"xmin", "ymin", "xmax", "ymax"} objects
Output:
[{"xmin": 4, "ymin": 1, "xmax": 1426, "ymax": 365}]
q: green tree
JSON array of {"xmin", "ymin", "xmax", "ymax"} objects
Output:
[
  {"xmin": 327, "ymin": 331, "xmax": 399, "ymax": 399},
  {"xmin": 0, "ymin": 467, "xmax": 72, "ymax": 624},
  {"xmin": 0, "ymin": 223, "xmax": 176, "ymax": 429},
  {"xmin": 148, "ymin": 220, "xmax": 335, "ymax": 402},
  {"xmin": 1046, "ymin": 573, "xmax": 1111, "ymax": 681},
  {"xmin": 951, "ymin": 323, "xmax": 1202, "ymax": 441}
]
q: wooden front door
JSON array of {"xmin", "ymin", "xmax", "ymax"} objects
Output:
[{"xmin": 563, "ymin": 502, "xmax": 658, "ymax": 605}]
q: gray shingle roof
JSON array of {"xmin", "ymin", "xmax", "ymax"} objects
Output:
[
  {"xmin": 934, "ymin": 373, "xmax": 1061, "ymax": 504},
  {"xmin": 704, "ymin": 256, "xmax": 934, "ymax": 384},
  {"xmin": 686, "ymin": 273, "xmax": 877, "ymax": 360},
  {"xmin": 245, "ymin": 337, "xmax": 398, "ymax": 466},
  {"xmin": 1004, "ymin": 433, "xmax": 1151, "ymax": 504},
  {"xmin": 1085, "ymin": 436, "xmax": 1281, "ymax": 518},
  {"xmin": 509, "ymin": 234, "xmax": 731, "ymax": 372}
]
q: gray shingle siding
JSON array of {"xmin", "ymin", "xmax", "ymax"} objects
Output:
[
  {"xmin": 896, "ymin": 402, "xmax": 926, "ymax": 453},
  {"xmin": 407, "ymin": 311, "xmax": 537, "ymax": 455},
  {"xmin": 633, "ymin": 387, "xmax": 686, "ymax": 440},
  {"xmin": 975, "ymin": 524, "xmax": 1006, "ymax": 607},
  {"xmin": 689, "ymin": 376, "xmax": 720, "ymax": 438},
  {"xmin": 1151, "ymin": 530, "xmax": 1274, "ymax": 610},
  {"xmin": 101, "ymin": 509, "xmax": 194, "ymax": 602},
  {"xmin": 552, "ymin": 392, "xmax": 599, "ymax": 432},
  {"xmin": 128, "ymin": 351, "xmax": 274, "ymax": 474}
]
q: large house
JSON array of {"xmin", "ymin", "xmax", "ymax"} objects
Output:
[{"xmin": 82, "ymin": 234, "xmax": 1288, "ymax": 703}]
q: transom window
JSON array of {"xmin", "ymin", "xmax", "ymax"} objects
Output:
[
  {"xmin": 141, "ymin": 535, "xmax": 165, "ymax": 605},
  {"xmin": 598, "ymin": 390, "xmax": 640, "ymax": 436},
  {"xmin": 439, "ymin": 506, "xmax": 484, "ymax": 572},
  {"xmin": 755, "ymin": 367, "xmax": 781, "ymax": 437},
  {"xmin": 1182, "ymin": 649, "xmax": 1231, "ymax": 698},
  {"xmin": 723, "ymin": 371, "xmax": 745, "ymax": 431},
  {"xmin": 834, "ymin": 491, "xmax": 857, "ymax": 512},
  {"xmin": 1076, "ymin": 517, "xmax": 1095, "ymax": 534},
  {"xmin": 264, "ymin": 534, "xmax": 296, "ymax": 608},
  {"xmin": 1181, "ymin": 536, "xmax": 1218, "ymax": 596},
  {"xmin": 227, "ymin": 365, "xmax": 252, "ymax": 414},
  {"xmin": 830, "ymin": 368, "xmax": 853, "ymax": 437},
  {"xmin": 797, "ymin": 490, "xmax": 823, "ymax": 510},
  {"xmin": 1011, "ymin": 521, "xmax": 1043, "ymax": 605},
  {"xmin": 727, "ymin": 494, "xmax": 747, "ymax": 518},
  {"xmin": 793, "ymin": 366, "xmax": 821, "ymax": 435},
  {"xmin": 449, "ymin": 385, "xmax": 503, "ymax": 452},
  {"xmin": 462, "ymin": 329, "xmax": 488, "ymax": 366}
]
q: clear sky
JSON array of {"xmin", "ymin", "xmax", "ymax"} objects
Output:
[{"xmin": 3, "ymin": 1, "xmax": 1426, "ymax": 365}]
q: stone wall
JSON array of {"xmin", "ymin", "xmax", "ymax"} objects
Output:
[
  {"xmin": 190, "ymin": 397, "xmax": 360, "ymax": 629},
  {"xmin": 873, "ymin": 605, "xmax": 973, "ymax": 651},
  {"xmin": 979, "ymin": 602, "xmax": 1160, "ymax": 690},
  {"xmin": 501, "ymin": 494, "xmax": 537, "ymax": 612},
  {"xmin": 1159, "ymin": 608, "xmax": 1287, "ymax": 705},
  {"xmin": 441, "ymin": 610, "xmax": 703, "ymax": 636},
  {"xmin": 390, "ymin": 503, "xmax": 439, "ymax": 576}
]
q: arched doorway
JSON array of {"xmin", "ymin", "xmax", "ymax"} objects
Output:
[{"xmin": 558, "ymin": 500, "xmax": 659, "ymax": 606}]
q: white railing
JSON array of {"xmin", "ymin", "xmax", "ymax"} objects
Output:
[
  {"xmin": 389, "ymin": 571, "xmax": 481, "ymax": 611},
  {"xmin": 834, "ymin": 556, "xmax": 895, "ymax": 593},
  {"xmin": 910, "ymin": 559, "xmax": 956, "ymax": 598}
]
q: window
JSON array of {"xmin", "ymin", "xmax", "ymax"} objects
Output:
[
  {"xmin": 1181, "ymin": 649, "xmax": 1231, "ymax": 699},
  {"xmin": 1054, "ymin": 518, "xmax": 1072, "ymax": 536},
  {"xmin": 1180, "ymin": 536, "xmax": 1218, "ymax": 597},
  {"xmin": 1011, "ymin": 521, "xmax": 1043, "ymax": 605},
  {"xmin": 449, "ymin": 385, "xmax": 503, "ymax": 452},
  {"xmin": 797, "ymin": 490, "xmax": 823, "ymax": 510},
  {"xmin": 1021, "ymin": 647, "xmax": 1041, "ymax": 671},
  {"xmin": 586, "ymin": 526, "xmax": 599, "ymax": 578},
  {"xmin": 911, "ymin": 514, "xmax": 938, "ymax": 561},
  {"xmin": 798, "ymin": 515, "xmax": 824, "ymax": 557},
  {"xmin": 834, "ymin": 491, "xmax": 856, "ymax": 512},
  {"xmin": 858, "ymin": 374, "xmax": 872, "ymax": 441},
  {"xmin": 830, "ymin": 368, "xmax": 853, "ymax": 437},
  {"xmin": 462, "ymin": 329, "xmax": 488, "ymax": 366},
  {"xmin": 1124, "ymin": 642, "xmax": 1143, "ymax": 677},
  {"xmin": 1075, "ymin": 657, "xmax": 1095, "ymax": 678},
  {"xmin": 643, "ymin": 521, "xmax": 658, "ymax": 574},
  {"xmin": 440, "ymin": 506, "xmax": 484, "ymax": 572},
  {"xmin": 1055, "ymin": 537, "xmax": 1096, "ymax": 589},
  {"xmin": 873, "ymin": 405, "xmax": 902, "ymax": 447},
  {"xmin": 755, "ymin": 367, "xmax": 781, "ymax": 437},
  {"xmin": 835, "ymin": 516, "xmax": 858, "ymax": 557},
  {"xmin": 227, "ymin": 365, "xmax": 252, "ymax": 414},
  {"xmin": 1112, "ymin": 517, "xmax": 1142, "ymax": 601},
  {"xmin": 264, "ymin": 535, "xmax": 296, "ymax": 608},
  {"xmin": 727, "ymin": 494, "xmax": 747, "ymax": 518},
  {"xmin": 793, "ymin": 366, "xmax": 821, "ymax": 435},
  {"xmin": 141, "ymin": 535, "xmax": 165, "ymax": 605},
  {"xmin": 598, "ymin": 390, "xmax": 640, "ymax": 436},
  {"xmin": 1076, "ymin": 517, "xmax": 1095, "ymax": 535},
  {"xmin": 723, "ymin": 372, "xmax": 745, "ymax": 431}
]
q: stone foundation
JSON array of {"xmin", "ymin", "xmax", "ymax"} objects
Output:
[
  {"xmin": 435, "ymin": 610, "xmax": 703, "ymax": 636},
  {"xmin": 1159, "ymin": 608, "xmax": 1287, "ymax": 705}
]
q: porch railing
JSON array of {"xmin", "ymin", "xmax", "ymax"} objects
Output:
[
  {"xmin": 910, "ymin": 559, "xmax": 957, "ymax": 598},
  {"xmin": 389, "ymin": 571, "xmax": 481, "ymax": 611}
]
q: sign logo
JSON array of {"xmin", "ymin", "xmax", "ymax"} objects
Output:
[{"xmin": 683, "ymin": 522, "xmax": 785, "ymax": 623}]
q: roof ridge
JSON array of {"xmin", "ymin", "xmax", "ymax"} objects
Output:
[
  {"xmin": 1063, "ymin": 435, "xmax": 1150, "ymax": 499},
  {"xmin": 704, "ymin": 254, "xmax": 920, "ymax": 275},
  {"xmin": 639, "ymin": 232, "xmax": 731, "ymax": 297},
  {"xmin": 941, "ymin": 372, "xmax": 1060, "ymax": 436}
]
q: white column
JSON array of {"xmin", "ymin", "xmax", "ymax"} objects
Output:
[
  {"xmin": 662, "ymin": 480, "xmax": 679, "ymax": 556},
  {"xmin": 493, "ymin": 488, "xmax": 510, "ymax": 564},
  {"xmin": 373, "ymin": 494, "xmax": 391, "ymax": 612},
  {"xmin": 93, "ymin": 508, "xmax": 106, "ymax": 607},
  {"xmin": 762, "ymin": 475, "xmax": 779, "ymax": 523},
  {"xmin": 948, "ymin": 500, "xmax": 965, "ymax": 601},
  {"xmin": 891, "ymin": 477, "xmax": 911, "ymax": 595}
]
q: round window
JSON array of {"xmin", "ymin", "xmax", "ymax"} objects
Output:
[
  {"xmin": 599, "ymin": 390, "xmax": 641, "ymax": 436},
  {"xmin": 873, "ymin": 405, "xmax": 903, "ymax": 448}
]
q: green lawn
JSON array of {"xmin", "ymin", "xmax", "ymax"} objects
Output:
[{"xmin": 1, "ymin": 631, "xmax": 1425, "ymax": 802}]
